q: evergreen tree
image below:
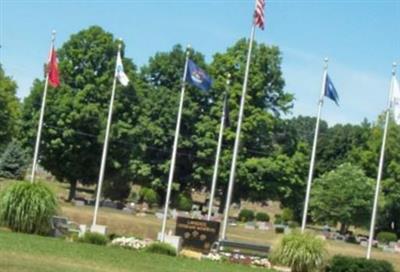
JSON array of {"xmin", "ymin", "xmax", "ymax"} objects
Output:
[{"xmin": 0, "ymin": 141, "xmax": 28, "ymax": 180}]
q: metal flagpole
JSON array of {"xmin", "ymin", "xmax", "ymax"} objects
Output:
[
  {"xmin": 92, "ymin": 44, "xmax": 122, "ymax": 227},
  {"xmin": 207, "ymin": 75, "xmax": 230, "ymax": 221},
  {"xmin": 221, "ymin": 25, "xmax": 256, "ymax": 240},
  {"xmin": 160, "ymin": 46, "xmax": 190, "ymax": 242},
  {"xmin": 30, "ymin": 30, "xmax": 56, "ymax": 183},
  {"xmin": 301, "ymin": 58, "xmax": 329, "ymax": 233},
  {"xmin": 366, "ymin": 62, "xmax": 397, "ymax": 259}
]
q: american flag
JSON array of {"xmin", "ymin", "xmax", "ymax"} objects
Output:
[{"xmin": 253, "ymin": 0, "xmax": 266, "ymax": 30}]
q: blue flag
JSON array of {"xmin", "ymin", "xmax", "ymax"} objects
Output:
[
  {"xmin": 324, "ymin": 74, "xmax": 339, "ymax": 106},
  {"xmin": 186, "ymin": 60, "xmax": 212, "ymax": 91}
]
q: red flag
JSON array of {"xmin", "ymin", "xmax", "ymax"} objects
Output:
[
  {"xmin": 254, "ymin": 0, "xmax": 266, "ymax": 30},
  {"xmin": 48, "ymin": 48, "xmax": 60, "ymax": 87}
]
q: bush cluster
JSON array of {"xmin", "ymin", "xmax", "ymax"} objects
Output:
[
  {"xmin": 78, "ymin": 232, "xmax": 108, "ymax": 246},
  {"xmin": 376, "ymin": 232, "xmax": 397, "ymax": 244},
  {"xmin": 175, "ymin": 193, "xmax": 192, "ymax": 211},
  {"xmin": 0, "ymin": 181, "xmax": 58, "ymax": 235},
  {"xmin": 327, "ymin": 256, "xmax": 394, "ymax": 272},
  {"xmin": 255, "ymin": 212, "xmax": 270, "ymax": 222},
  {"xmin": 139, "ymin": 187, "xmax": 159, "ymax": 207},
  {"xmin": 144, "ymin": 242, "xmax": 177, "ymax": 256},
  {"xmin": 272, "ymin": 232, "xmax": 326, "ymax": 272},
  {"xmin": 238, "ymin": 209, "xmax": 255, "ymax": 222}
]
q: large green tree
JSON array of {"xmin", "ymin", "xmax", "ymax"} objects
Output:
[
  {"xmin": 20, "ymin": 26, "xmax": 140, "ymax": 200},
  {"xmin": 192, "ymin": 39, "xmax": 294, "ymax": 209},
  {"xmin": 0, "ymin": 65, "xmax": 20, "ymax": 151},
  {"xmin": 310, "ymin": 163, "xmax": 374, "ymax": 233}
]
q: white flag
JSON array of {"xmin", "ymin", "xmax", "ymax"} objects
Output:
[
  {"xmin": 116, "ymin": 51, "xmax": 129, "ymax": 86},
  {"xmin": 392, "ymin": 77, "xmax": 400, "ymax": 125}
]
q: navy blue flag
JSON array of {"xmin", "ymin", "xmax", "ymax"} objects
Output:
[
  {"xmin": 324, "ymin": 74, "xmax": 339, "ymax": 106},
  {"xmin": 186, "ymin": 59, "xmax": 212, "ymax": 91}
]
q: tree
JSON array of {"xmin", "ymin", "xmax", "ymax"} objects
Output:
[
  {"xmin": 0, "ymin": 65, "xmax": 20, "ymax": 151},
  {"xmin": 310, "ymin": 163, "xmax": 374, "ymax": 233},
  {"xmin": 20, "ymin": 26, "xmax": 140, "ymax": 200},
  {"xmin": 192, "ymin": 39, "xmax": 294, "ymax": 209},
  {"xmin": 0, "ymin": 141, "xmax": 28, "ymax": 180}
]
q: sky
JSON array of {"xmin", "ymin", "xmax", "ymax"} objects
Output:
[{"xmin": 1, "ymin": 0, "xmax": 399, "ymax": 125}]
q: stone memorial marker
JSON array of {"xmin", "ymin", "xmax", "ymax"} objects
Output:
[{"xmin": 175, "ymin": 217, "xmax": 220, "ymax": 253}]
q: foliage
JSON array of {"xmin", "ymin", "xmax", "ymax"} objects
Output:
[
  {"xmin": 274, "ymin": 214, "xmax": 283, "ymax": 225},
  {"xmin": 310, "ymin": 163, "xmax": 374, "ymax": 233},
  {"xmin": 174, "ymin": 193, "xmax": 192, "ymax": 211},
  {"xmin": 139, "ymin": 187, "xmax": 159, "ymax": 207},
  {"xmin": 255, "ymin": 212, "xmax": 270, "ymax": 222},
  {"xmin": 102, "ymin": 175, "xmax": 131, "ymax": 201},
  {"xmin": 78, "ymin": 232, "xmax": 108, "ymax": 246},
  {"xmin": 144, "ymin": 242, "xmax": 177, "ymax": 256},
  {"xmin": 275, "ymin": 226, "xmax": 285, "ymax": 234},
  {"xmin": 20, "ymin": 26, "xmax": 139, "ymax": 201},
  {"xmin": 238, "ymin": 209, "xmax": 255, "ymax": 222},
  {"xmin": 281, "ymin": 208, "xmax": 294, "ymax": 223},
  {"xmin": 376, "ymin": 232, "xmax": 397, "ymax": 244},
  {"xmin": 327, "ymin": 255, "xmax": 394, "ymax": 272},
  {"xmin": 0, "ymin": 65, "xmax": 20, "ymax": 151},
  {"xmin": 0, "ymin": 181, "xmax": 58, "ymax": 234},
  {"xmin": 0, "ymin": 141, "xmax": 28, "ymax": 180},
  {"xmin": 272, "ymin": 232, "xmax": 326, "ymax": 272}
]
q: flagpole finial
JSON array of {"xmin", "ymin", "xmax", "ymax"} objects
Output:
[
  {"xmin": 51, "ymin": 30, "xmax": 56, "ymax": 42},
  {"xmin": 186, "ymin": 44, "xmax": 191, "ymax": 56},
  {"xmin": 324, "ymin": 57, "xmax": 329, "ymax": 70}
]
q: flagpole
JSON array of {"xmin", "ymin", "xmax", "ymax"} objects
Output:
[
  {"xmin": 207, "ymin": 75, "xmax": 230, "ymax": 221},
  {"xmin": 301, "ymin": 58, "xmax": 328, "ymax": 233},
  {"xmin": 221, "ymin": 24, "xmax": 256, "ymax": 240},
  {"xmin": 92, "ymin": 43, "xmax": 121, "ymax": 227},
  {"xmin": 366, "ymin": 62, "xmax": 397, "ymax": 259},
  {"xmin": 160, "ymin": 46, "xmax": 190, "ymax": 242},
  {"xmin": 30, "ymin": 30, "xmax": 56, "ymax": 183}
]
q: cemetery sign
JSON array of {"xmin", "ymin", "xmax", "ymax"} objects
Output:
[{"xmin": 175, "ymin": 217, "xmax": 220, "ymax": 253}]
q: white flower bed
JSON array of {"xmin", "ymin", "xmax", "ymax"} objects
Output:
[{"xmin": 111, "ymin": 236, "xmax": 151, "ymax": 250}]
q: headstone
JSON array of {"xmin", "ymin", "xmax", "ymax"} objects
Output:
[
  {"xmin": 74, "ymin": 200, "xmax": 85, "ymax": 207},
  {"xmin": 245, "ymin": 222, "xmax": 256, "ymax": 230},
  {"xmin": 79, "ymin": 224, "xmax": 87, "ymax": 238},
  {"xmin": 155, "ymin": 212, "xmax": 164, "ymax": 220},
  {"xmin": 257, "ymin": 222, "xmax": 270, "ymax": 230},
  {"xmin": 175, "ymin": 217, "xmax": 220, "ymax": 253},
  {"xmin": 171, "ymin": 209, "xmax": 178, "ymax": 220},
  {"xmin": 102, "ymin": 200, "xmax": 117, "ymax": 209},
  {"xmin": 157, "ymin": 233, "xmax": 182, "ymax": 252},
  {"xmin": 122, "ymin": 207, "xmax": 133, "ymax": 214},
  {"xmin": 90, "ymin": 224, "xmax": 107, "ymax": 235}
]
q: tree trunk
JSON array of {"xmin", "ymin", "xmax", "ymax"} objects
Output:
[
  {"xmin": 218, "ymin": 188, "xmax": 228, "ymax": 214},
  {"xmin": 340, "ymin": 223, "xmax": 347, "ymax": 235},
  {"xmin": 68, "ymin": 180, "xmax": 77, "ymax": 202}
]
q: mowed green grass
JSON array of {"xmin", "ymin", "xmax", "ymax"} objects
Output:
[{"xmin": 0, "ymin": 231, "xmax": 271, "ymax": 272}]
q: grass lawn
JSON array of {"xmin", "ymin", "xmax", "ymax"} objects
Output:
[{"xmin": 0, "ymin": 231, "xmax": 272, "ymax": 272}]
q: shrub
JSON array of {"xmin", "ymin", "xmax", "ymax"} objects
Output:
[
  {"xmin": 175, "ymin": 193, "xmax": 192, "ymax": 211},
  {"xmin": 282, "ymin": 208, "xmax": 294, "ymax": 223},
  {"xmin": 327, "ymin": 255, "xmax": 394, "ymax": 272},
  {"xmin": 139, "ymin": 187, "xmax": 159, "ymax": 208},
  {"xmin": 275, "ymin": 214, "xmax": 284, "ymax": 225},
  {"xmin": 0, "ymin": 141, "xmax": 28, "ymax": 180},
  {"xmin": 78, "ymin": 232, "xmax": 108, "ymax": 246},
  {"xmin": 144, "ymin": 242, "xmax": 176, "ymax": 256},
  {"xmin": 0, "ymin": 181, "xmax": 58, "ymax": 234},
  {"xmin": 376, "ymin": 231, "xmax": 397, "ymax": 244},
  {"xmin": 238, "ymin": 209, "xmax": 255, "ymax": 222},
  {"xmin": 288, "ymin": 221, "xmax": 299, "ymax": 229},
  {"xmin": 272, "ymin": 232, "xmax": 326, "ymax": 272},
  {"xmin": 255, "ymin": 212, "xmax": 270, "ymax": 222},
  {"xmin": 275, "ymin": 226, "xmax": 285, "ymax": 234}
]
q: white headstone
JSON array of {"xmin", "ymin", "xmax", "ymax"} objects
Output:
[{"xmin": 90, "ymin": 224, "xmax": 107, "ymax": 235}]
